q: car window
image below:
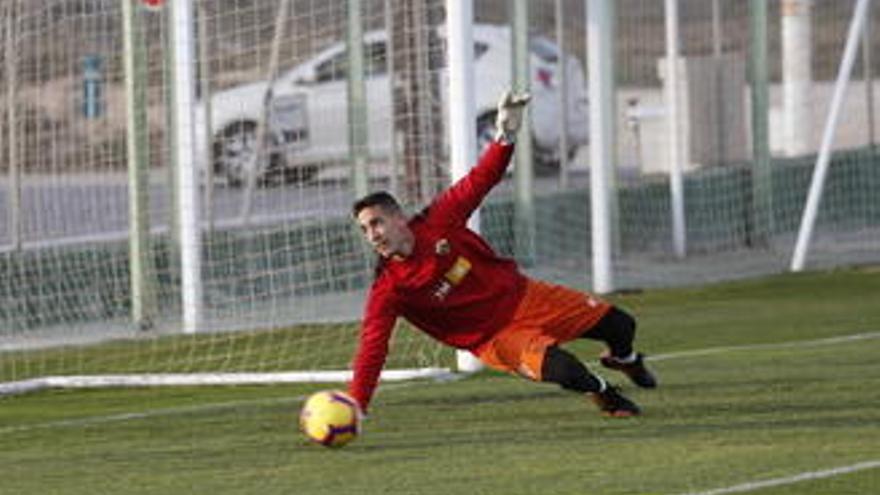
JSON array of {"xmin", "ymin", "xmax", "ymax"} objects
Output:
[
  {"xmin": 312, "ymin": 42, "xmax": 389, "ymax": 82},
  {"xmin": 366, "ymin": 42, "xmax": 387, "ymax": 76},
  {"xmin": 429, "ymin": 40, "xmax": 490, "ymax": 70},
  {"xmin": 314, "ymin": 51, "xmax": 347, "ymax": 83},
  {"xmin": 474, "ymin": 41, "xmax": 489, "ymax": 60},
  {"xmin": 312, "ymin": 37, "xmax": 488, "ymax": 80}
]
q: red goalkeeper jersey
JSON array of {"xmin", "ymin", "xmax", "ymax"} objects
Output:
[{"xmin": 348, "ymin": 142, "xmax": 527, "ymax": 410}]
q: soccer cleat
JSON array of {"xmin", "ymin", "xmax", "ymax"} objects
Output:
[
  {"xmin": 600, "ymin": 352, "xmax": 657, "ymax": 389},
  {"xmin": 589, "ymin": 385, "xmax": 641, "ymax": 417}
]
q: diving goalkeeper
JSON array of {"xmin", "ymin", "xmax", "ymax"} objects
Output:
[{"xmin": 348, "ymin": 90, "xmax": 657, "ymax": 417}]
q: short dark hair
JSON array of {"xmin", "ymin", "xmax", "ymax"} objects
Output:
[{"xmin": 352, "ymin": 191, "xmax": 403, "ymax": 218}]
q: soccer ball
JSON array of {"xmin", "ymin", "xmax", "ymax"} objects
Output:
[{"xmin": 299, "ymin": 390, "xmax": 361, "ymax": 448}]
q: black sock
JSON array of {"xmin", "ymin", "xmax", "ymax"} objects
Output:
[
  {"xmin": 581, "ymin": 307, "xmax": 636, "ymax": 359},
  {"xmin": 541, "ymin": 346, "xmax": 605, "ymax": 394}
]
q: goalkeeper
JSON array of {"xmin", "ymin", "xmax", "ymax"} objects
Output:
[{"xmin": 349, "ymin": 90, "xmax": 656, "ymax": 417}]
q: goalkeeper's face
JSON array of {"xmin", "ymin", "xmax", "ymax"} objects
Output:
[{"xmin": 356, "ymin": 205, "xmax": 414, "ymax": 259}]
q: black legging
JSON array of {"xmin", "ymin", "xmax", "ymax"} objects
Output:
[
  {"xmin": 539, "ymin": 306, "xmax": 637, "ymax": 393},
  {"xmin": 540, "ymin": 345, "xmax": 603, "ymax": 393},
  {"xmin": 580, "ymin": 306, "xmax": 636, "ymax": 359}
]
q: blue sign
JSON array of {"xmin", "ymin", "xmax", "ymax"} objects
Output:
[{"xmin": 82, "ymin": 54, "xmax": 103, "ymax": 118}]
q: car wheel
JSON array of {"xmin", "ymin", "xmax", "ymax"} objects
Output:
[
  {"xmin": 531, "ymin": 144, "xmax": 583, "ymax": 176},
  {"xmin": 213, "ymin": 121, "xmax": 284, "ymax": 188},
  {"xmin": 533, "ymin": 145, "xmax": 562, "ymax": 175}
]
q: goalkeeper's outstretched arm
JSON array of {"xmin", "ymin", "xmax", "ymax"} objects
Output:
[{"xmin": 428, "ymin": 90, "xmax": 532, "ymax": 225}]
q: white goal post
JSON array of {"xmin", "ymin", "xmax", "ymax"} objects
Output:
[
  {"xmin": 446, "ymin": 0, "xmax": 483, "ymax": 374},
  {"xmin": 169, "ymin": 0, "xmax": 204, "ymax": 334},
  {"xmin": 790, "ymin": 0, "xmax": 872, "ymax": 271}
]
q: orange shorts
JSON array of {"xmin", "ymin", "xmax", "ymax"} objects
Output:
[{"xmin": 474, "ymin": 279, "xmax": 611, "ymax": 381}]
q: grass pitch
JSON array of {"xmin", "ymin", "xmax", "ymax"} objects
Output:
[{"xmin": 1, "ymin": 267, "xmax": 879, "ymax": 494}]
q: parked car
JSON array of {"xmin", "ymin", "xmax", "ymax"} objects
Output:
[{"xmin": 195, "ymin": 23, "xmax": 589, "ymax": 187}]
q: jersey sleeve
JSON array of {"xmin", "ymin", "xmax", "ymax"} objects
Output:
[
  {"xmin": 428, "ymin": 141, "xmax": 514, "ymax": 226},
  {"xmin": 347, "ymin": 279, "xmax": 399, "ymax": 412}
]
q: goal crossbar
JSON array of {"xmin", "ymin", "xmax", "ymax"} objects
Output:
[{"xmin": 0, "ymin": 368, "xmax": 455, "ymax": 398}]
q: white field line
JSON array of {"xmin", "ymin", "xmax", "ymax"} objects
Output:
[
  {"xmin": 661, "ymin": 331, "xmax": 880, "ymax": 495},
  {"xmin": 648, "ymin": 331, "xmax": 880, "ymax": 362},
  {"xmin": 680, "ymin": 460, "xmax": 880, "ymax": 495},
  {"xmin": 0, "ymin": 380, "xmax": 426, "ymax": 436},
  {"xmin": 2, "ymin": 331, "xmax": 878, "ymax": 436},
  {"xmin": 0, "ymin": 395, "xmax": 303, "ymax": 435}
]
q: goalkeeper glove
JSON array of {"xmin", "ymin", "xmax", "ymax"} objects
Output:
[{"xmin": 494, "ymin": 89, "xmax": 531, "ymax": 143}]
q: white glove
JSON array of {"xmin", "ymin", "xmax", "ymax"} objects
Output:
[{"xmin": 494, "ymin": 90, "xmax": 531, "ymax": 143}]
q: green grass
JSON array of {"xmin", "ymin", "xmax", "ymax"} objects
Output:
[{"xmin": 1, "ymin": 267, "xmax": 879, "ymax": 495}]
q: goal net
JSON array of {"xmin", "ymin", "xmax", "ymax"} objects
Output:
[
  {"xmin": 1, "ymin": 0, "xmax": 459, "ymax": 393},
  {"xmin": 2, "ymin": 0, "xmax": 879, "ymax": 394}
]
